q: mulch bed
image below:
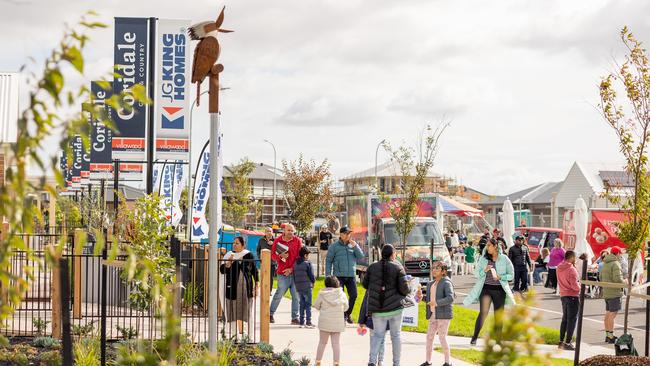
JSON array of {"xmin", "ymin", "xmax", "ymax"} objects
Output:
[{"xmin": 580, "ymin": 355, "xmax": 650, "ymax": 366}]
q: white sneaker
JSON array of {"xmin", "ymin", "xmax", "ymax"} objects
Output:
[{"xmin": 299, "ymin": 324, "xmax": 305, "ymax": 328}]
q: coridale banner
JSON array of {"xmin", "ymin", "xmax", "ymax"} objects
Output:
[
  {"xmin": 154, "ymin": 19, "xmax": 191, "ymax": 161},
  {"xmin": 90, "ymin": 81, "xmax": 113, "ymax": 180},
  {"xmin": 60, "ymin": 151, "xmax": 72, "ymax": 190},
  {"xmin": 71, "ymin": 135, "xmax": 83, "ymax": 189},
  {"xmin": 113, "ymin": 17, "xmax": 149, "ymax": 179}
]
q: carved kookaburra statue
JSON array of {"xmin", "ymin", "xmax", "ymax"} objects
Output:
[{"xmin": 189, "ymin": 6, "xmax": 232, "ymax": 108}]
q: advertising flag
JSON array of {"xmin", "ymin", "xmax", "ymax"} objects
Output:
[
  {"xmin": 71, "ymin": 136, "xmax": 83, "ymax": 189},
  {"xmin": 171, "ymin": 162, "xmax": 185, "ymax": 226},
  {"xmin": 90, "ymin": 82, "xmax": 114, "ymax": 180},
  {"xmin": 191, "ymin": 149, "xmax": 210, "ymax": 240},
  {"xmin": 154, "ymin": 19, "xmax": 191, "ymax": 161},
  {"xmin": 113, "ymin": 17, "xmax": 149, "ymax": 179},
  {"xmin": 159, "ymin": 162, "xmax": 175, "ymax": 225},
  {"xmin": 60, "ymin": 151, "xmax": 72, "ymax": 190},
  {"xmin": 152, "ymin": 163, "xmax": 162, "ymax": 193}
]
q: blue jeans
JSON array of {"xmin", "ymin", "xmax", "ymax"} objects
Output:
[
  {"xmin": 370, "ymin": 313, "xmax": 402, "ymax": 366},
  {"xmin": 533, "ymin": 267, "xmax": 547, "ymax": 284},
  {"xmin": 369, "ymin": 330, "xmax": 385, "ymax": 363},
  {"xmin": 270, "ymin": 274, "xmax": 299, "ymax": 320},
  {"xmin": 298, "ymin": 288, "xmax": 312, "ymax": 324}
]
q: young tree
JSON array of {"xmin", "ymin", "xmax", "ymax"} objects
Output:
[
  {"xmin": 222, "ymin": 158, "xmax": 256, "ymax": 227},
  {"xmin": 598, "ymin": 27, "xmax": 650, "ymax": 335},
  {"xmin": 282, "ymin": 155, "xmax": 333, "ymax": 235},
  {"xmin": 382, "ymin": 124, "xmax": 448, "ymax": 263}
]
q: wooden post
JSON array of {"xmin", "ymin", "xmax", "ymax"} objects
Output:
[
  {"xmin": 51, "ymin": 251, "xmax": 62, "ymax": 339},
  {"xmin": 260, "ymin": 249, "xmax": 271, "ymax": 343},
  {"xmin": 73, "ymin": 229, "xmax": 83, "ymax": 319}
]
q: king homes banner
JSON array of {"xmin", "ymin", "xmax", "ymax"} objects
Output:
[
  {"xmin": 113, "ymin": 17, "xmax": 149, "ymax": 180},
  {"xmin": 90, "ymin": 82, "xmax": 113, "ymax": 180},
  {"xmin": 154, "ymin": 19, "xmax": 191, "ymax": 161}
]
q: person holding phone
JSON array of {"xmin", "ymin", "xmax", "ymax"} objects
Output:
[{"xmin": 463, "ymin": 238, "xmax": 515, "ymax": 345}]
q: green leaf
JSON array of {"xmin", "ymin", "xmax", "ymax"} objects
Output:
[{"xmin": 63, "ymin": 46, "xmax": 84, "ymax": 73}]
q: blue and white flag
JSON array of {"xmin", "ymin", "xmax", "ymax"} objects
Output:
[{"xmin": 191, "ymin": 150, "xmax": 210, "ymax": 240}]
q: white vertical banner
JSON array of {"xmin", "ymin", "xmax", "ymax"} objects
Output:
[
  {"xmin": 152, "ymin": 163, "xmax": 162, "ymax": 193},
  {"xmin": 159, "ymin": 162, "xmax": 175, "ymax": 224},
  {"xmin": 171, "ymin": 162, "xmax": 185, "ymax": 226},
  {"xmin": 191, "ymin": 149, "xmax": 210, "ymax": 240},
  {"xmin": 154, "ymin": 19, "xmax": 191, "ymax": 161}
]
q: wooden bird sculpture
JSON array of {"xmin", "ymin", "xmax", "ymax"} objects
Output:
[{"xmin": 189, "ymin": 6, "xmax": 233, "ymax": 108}]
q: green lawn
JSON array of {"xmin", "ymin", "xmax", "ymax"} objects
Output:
[
  {"xmin": 435, "ymin": 348, "xmax": 573, "ymax": 366},
  {"xmin": 275, "ymin": 278, "xmax": 561, "ymax": 345}
]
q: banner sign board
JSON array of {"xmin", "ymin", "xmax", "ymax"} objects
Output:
[
  {"xmin": 191, "ymin": 150, "xmax": 210, "ymax": 240},
  {"xmin": 113, "ymin": 17, "xmax": 149, "ymax": 179},
  {"xmin": 70, "ymin": 136, "xmax": 83, "ymax": 189},
  {"xmin": 60, "ymin": 151, "xmax": 72, "ymax": 190},
  {"xmin": 154, "ymin": 19, "xmax": 191, "ymax": 161},
  {"xmin": 90, "ymin": 82, "xmax": 114, "ymax": 180}
]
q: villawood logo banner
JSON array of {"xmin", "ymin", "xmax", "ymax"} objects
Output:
[
  {"xmin": 154, "ymin": 19, "xmax": 191, "ymax": 161},
  {"xmin": 113, "ymin": 17, "xmax": 149, "ymax": 179}
]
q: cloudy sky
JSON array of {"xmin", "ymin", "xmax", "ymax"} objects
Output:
[{"xmin": 2, "ymin": 0, "xmax": 647, "ymax": 195}]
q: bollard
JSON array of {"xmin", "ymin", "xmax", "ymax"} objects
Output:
[{"xmin": 260, "ymin": 249, "xmax": 271, "ymax": 343}]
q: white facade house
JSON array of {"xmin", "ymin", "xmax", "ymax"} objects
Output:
[{"xmin": 553, "ymin": 161, "xmax": 629, "ymax": 226}]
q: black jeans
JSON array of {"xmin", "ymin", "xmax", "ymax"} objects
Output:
[
  {"xmin": 560, "ymin": 296, "xmax": 579, "ymax": 343},
  {"xmin": 472, "ymin": 284, "xmax": 506, "ymax": 339},
  {"xmin": 546, "ymin": 268, "xmax": 558, "ymax": 289},
  {"xmin": 336, "ymin": 276, "xmax": 357, "ymax": 318},
  {"xmin": 513, "ymin": 266, "xmax": 529, "ymax": 292}
]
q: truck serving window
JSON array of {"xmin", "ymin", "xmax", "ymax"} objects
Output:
[{"xmin": 383, "ymin": 223, "xmax": 443, "ymax": 246}]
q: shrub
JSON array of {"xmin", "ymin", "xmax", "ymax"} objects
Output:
[
  {"xmin": 39, "ymin": 350, "xmax": 62, "ymax": 366},
  {"xmin": 33, "ymin": 336, "xmax": 60, "ymax": 349},
  {"xmin": 32, "ymin": 318, "xmax": 50, "ymax": 336},
  {"xmin": 74, "ymin": 338, "xmax": 100, "ymax": 366}
]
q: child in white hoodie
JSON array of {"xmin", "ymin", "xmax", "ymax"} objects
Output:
[{"xmin": 314, "ymin": 276, "xmax": 349, "ymax": 366}]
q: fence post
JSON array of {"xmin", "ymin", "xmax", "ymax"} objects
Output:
[
  {"xmin": 51, "ymin": 248, "xmax": 62, "ymax": 339},
  {"xmin": 73, "ymin": 229, "xmax": 83, "ymax": 319},
  {"xmin": 59, "ymin": 258, "xmax": 73, "ymax": 366},
  {"xmin": 260, "ymin": 249, "xmax": 271, "ymax": 343},
  {"xmin": 168, "ymin": 236, "xmax": 182, "ymax": 365},
  {"xmin": 100, "ymin": 242, "xmax": 107, "ymax": 366}
]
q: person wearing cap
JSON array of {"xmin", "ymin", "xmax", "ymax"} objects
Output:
[
  {"xmin": 600, "ymin": 245, "xmax": 625, "ymax": 343},
  {"xmin": 508, "ymin": 235, "xmax": 532, "ymax": 293},
  {"xmin": 325, "ymin": 226, "xmax": 364, "ymax": 324},
  {"xmin": 318, "ymin": 225, "xmax": 333, "ymax": 276}
]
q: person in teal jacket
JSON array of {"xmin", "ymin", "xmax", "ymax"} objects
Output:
[
  {"xmin": 325, "ymin": 226, "xmax": 365, "ymax": 323},
  {"xmin": 463, "ymin": 238, "xmax": 515, "ymax": 345}
]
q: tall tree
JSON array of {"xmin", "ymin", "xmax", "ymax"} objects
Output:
[
  {"xmin": 598, "ymin": 27, "xmax": 650, "ymax": 335},
  {"xmin": 283, "ymin": 155, "xmax": 333, "ymax": 234},
  {"xmin": 222, "ymin": 158, "xmax": 256, "ymax": 227},
  {"xmin": 382, "ymin": 124, "xmax": 448, "ymax": 263}
]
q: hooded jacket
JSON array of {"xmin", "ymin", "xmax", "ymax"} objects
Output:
[
  {"xmin": 600, "ymin": 254, "xmax": 624, "ymax": 299},
  {"xmin": 314, "ymin": 287, "xmax": 349, "ymax": 332},
  {"xmin": 463, "ymin": 245, "xmax": 516, "ymax": 306},
  {"xmin": 557, "ymin": 260, "xmax": 580, "ymax": 297},
  {"xmin": 362, "ymin": 258, "xmax": 410, "ymax": 313}
]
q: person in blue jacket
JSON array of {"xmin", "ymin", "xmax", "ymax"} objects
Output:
[
  {"xmin": 325, "ymin": 226, "xmax": 364, "ymax": 323},
  {"xmin": 463, "ymin": 238, "xmax": 515, "ymax": 345}
]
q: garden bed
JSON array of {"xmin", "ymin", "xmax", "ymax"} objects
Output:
[{"xmin": 580, "ymin": 355, "xmax": 650, "ymax": 366}]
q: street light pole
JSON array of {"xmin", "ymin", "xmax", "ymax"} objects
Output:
[
  {"xmin": 264, "ymin": 139, "xmax": 277, "ymax": 225},
  {"xmin": 375, "ymin": 139, "xmax": 386, "ymax": 192}
]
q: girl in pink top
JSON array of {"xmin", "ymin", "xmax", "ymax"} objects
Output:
[{"xmin": 546, "ymin": 239, "xmax": 565, "ymax": 290}]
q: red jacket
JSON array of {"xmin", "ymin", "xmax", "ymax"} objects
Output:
[
  {"xmin": 271, "ymin": 235, "xmax": 302, "ymax": 274},
  {"xmin": 557, "ymin": 260, "xmax": 580, "ymax": 297}
]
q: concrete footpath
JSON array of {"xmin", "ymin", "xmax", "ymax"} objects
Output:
[{"xmin": 266, "ymin": 291, "xmax": 614, "ymax": 365}]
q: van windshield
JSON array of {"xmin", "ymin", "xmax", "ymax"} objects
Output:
[{"xmin": 383, "ymin": 222, "xmax": 443, "ymax": 246}]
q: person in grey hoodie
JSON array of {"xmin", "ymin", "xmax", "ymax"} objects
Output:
[
  {"xmin": 325, "ymin": 226, "xmax": 364, "ymax": 323},
  {"xmin": 421, "ymin": 262, "xmax": 455, "ymax": 366},
  {"xmin": 294, "ymin": 245, "xmax": 315, "ymax": 327}
]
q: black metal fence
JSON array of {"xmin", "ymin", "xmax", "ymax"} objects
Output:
[{"xmin": 2, "ymin": 233, "xmax": 261, "ymax": 344}]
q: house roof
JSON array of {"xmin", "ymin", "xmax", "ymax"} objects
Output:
[
  {"xmin": 574, "ymin": 161, "xmax": 626, "ymax": 194},
  {"xmin": 341, "ymin": 160, "xmax": 441, "ymax": 181},
  {"xmin": 480, "ymin": 182, "xmax": 562, "ymax": 205},
  {"xmin": 223, "ymin": 162, "xmax": 284, "ymax": 180}
]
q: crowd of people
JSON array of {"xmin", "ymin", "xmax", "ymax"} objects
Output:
[{"xmin": 215, "ymin": 223, "xmax": 632, "ymax": 365}]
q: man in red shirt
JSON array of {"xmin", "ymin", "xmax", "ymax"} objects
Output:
[{"xmin": 270, "ymin": 223, "xmax": 302, "ymax": 324}]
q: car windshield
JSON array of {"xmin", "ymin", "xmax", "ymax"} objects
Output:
[{"xmin": 383, "ymin": 222, "xmax": 443, "ymax": 246}]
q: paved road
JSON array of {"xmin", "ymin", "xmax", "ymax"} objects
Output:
[{"xmin": 452, "ymin": 273, "xmax": 649, "ymax": 349}]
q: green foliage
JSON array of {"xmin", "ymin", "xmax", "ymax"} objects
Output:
[
  {"xmin": 440, "ymin": 348, "xmax": 572, "ymax": 366},
  {"xmin": 223, "ymin": 158, "xmax": 257, "ymax": 227},
  {"xmin": 282, "ymin": 155, "xmax": 333, "ymax": 234},
  {"xmin": 71, "ymin": 322, "xmax": 95, "ymax": 339},
  {"xmin": 297, "ymin": 355, "xmax": 311, "ymax": 366},
  {"xmin": 256, "ymin": 341, "xmax": 274, "ymax": 354},
  {"xmin": 40, "ymin": 350, "xmax": 63, "ymax": 366},
  {"xmin": 116, "ymin": 325, "xmax": 138, "ymax": 340},
  {"xmin": 32, "ymin": 336, "xmax": 60, "ymax": 349},
  {"xmin": 381, "ymin": 123, "xmax": 448, "ymax": 262},
  {"xmin": 279, "ymin": 347, "xmax": 297, "ymax": 366},
  {"xmin": 182, "ymin": 282, "xmax": 204, "ymax": 309},
  {"xmin": 55, "ymin": 196, "xmax": 82, "ymax": 229},
  {"xmin": 598, "ymin": 26, "xmax": 650, "ymax": 334},
  {"xmin": 73, "ymin": 338, "xmax": 100, "ymax": 366},
  {"xmin": 32, "ymin": 317, "xmax": 50, "ymax": 336},
  {"xmin": 481, "ymin": 292, "xmax": 551, "ymax": 366},
  {"xmin": 176, "ymin": 336, "xmax": 205, "ymax": 366}
]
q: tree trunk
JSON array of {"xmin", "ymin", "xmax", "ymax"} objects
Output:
[{"xmin": 624, "ymin": 257, "xmax": 634, "ymax": 334}]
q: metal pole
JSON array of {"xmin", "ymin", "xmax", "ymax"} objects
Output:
[
  {"xmin": 645, "ymin": 241, "xmax": 649, "ymax": 356},
  {"xmin": 113, "ymin": 160, "xmax": 120, "ymax": 232},
  {"xmin": 145, "ymin": 17, "xmax": 157, "ymax": 195},
  {"xmin": 375, "ymin": 139, "xmax": 385, "ymax": 192},
  {"xmin": 100, "ymin": 240, "xmax": 107, "ymax": 366},
  {"xmin": 574, "ymin": 259, "xmax": 588, "ymax": 365},
  {"xmin": 59, "ymin": 258, "xmax": 73, "ymax": 366},
  {"xmin": 264, "ymin": 140, "xmax": 276, "ymax": 224},
  {"xmin": 207, "ymin": 111, "xmax": 221, "ymax": 351}
]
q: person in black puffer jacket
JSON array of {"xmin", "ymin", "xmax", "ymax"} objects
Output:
[{"xmin": 362, "ymin": 244, "xmax": 410, "ymax": 366}]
